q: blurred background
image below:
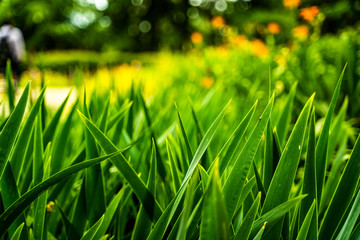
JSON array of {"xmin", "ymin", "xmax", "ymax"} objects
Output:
[{"xmin": 0, "ymin": 0, "xmax": 360, "ymax": 119}]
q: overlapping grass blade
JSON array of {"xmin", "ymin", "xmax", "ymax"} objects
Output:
[
  {"xmin": 319, "ymin": 132, "xmax": 360, "ymax": 239},
  {"xmin": 92, "ymin": 187, "xmax": 127, "ymax": 240},
  {"xmin": 9, "ymin": 222, "xmax": 24, "ymax": 240},
  {"xmin": 335, "ymin": 187, "xmax": 360, "ymax": 240},
  {"xmin": 222, "ymin": 94, "xmax": 274, "ymax": 220},
  {"xmin": 10, "ymin": 87, "xmax": 46, "ymax": 183},
  {"xmin": 80, "ymin": 215, "xmax": 104, "ymax": 240},
  {"xmin": 175, "ymin": 103, "xmax": 193, "ymax": 163},
  {"xmin": 296, "ymin": 200, "xmax": 316, "ymax": 240},
  {"xmin": 250, "ymin": 195, "xmax": 306, "ymax": 238},
  {"xmin": 300, "ymin": 107, "xmax": 318, "ymax": 240},
  {"xmin": 234, "ymin": 192, "xmax": 261, "ymax": 240},
  {"xmin": 167, "ymin": 139, "xmax": 182, "ymax": 192},
  {"xmin": 276, "ymin": 82, "xmax": 297, "ymax": 145},
  {"xmin": 131, "ymin": 142, "xmax": 157, "ymax": 240},
  {"xmin": 0, "ymin": 82, "xmax": 30, "ymax": 178},
  {"xmin": 253, "ymin": 223, "xmax": 266, "ymax": 240},
  {"xmin": 147, "ymin": 101, "xmax": 230, "ymax": 240},
  {"xmin": 78, "ymin": 110, "xmax": 163, "ymax": 221},
  {"xmin": 200, "ymin": 160, "xmax": 230, "ymax": 240},
  {"xmin": 316, "ymin": 66, "xmax": 345, "ymax": 204},
  {"xmin": 0, "ymin": 151, "xmax": 123, "ymax": 237}
]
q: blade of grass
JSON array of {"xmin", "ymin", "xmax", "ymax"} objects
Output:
[
  {"xmin": 43, "ymin": 89, "xmax": 71, "ymax": 147},
  {"xmin": 147, "ymin": 101, "xmax": 230, "ymax": 240},
  {"xmin": 9, "ymin": 222, "xmax": 24, "ymax": 240},
  {"xmin": 223, "ymin": 94, "xmax": 274, "ymax": 220},
  {"xmin": 261, "ymin": 94, "xmax": 314, "ymax": 238},
  {"xmin": 296, "ymin": 200, "xmax": 316, "ymax": 240},
  {"xmin": 234, "ymin": 192, "xmax": 261, "ymax": 240},
  {"xmin": 175, "ymin": 102, "xmax": 193, "ymax": 163},
  {"xmin": 167, "ymin": 139, "xmax": 182, "ymax": 192},
  {"xmin": 300, "ymin": 107, "xmax": 318, "ymax": 240},
  {"xmin": 93, "ymin": 186, "xmax": 128, "ymax": 240},
  {"xmin": 253, "ymin": 223, "xmax": 267, "ymax": 240},
  {"xmin": 319, "ymin": 132, "xmax": 360, "ymax": 239},
  {"xmin": 10, "ymin": 87, "xmax": 46, "ymax": 183},
  {"xmin": 316, "ymin": 65, "xmax": 345, "ymax": 204},
  {"xmin": 5, "ymin": 60, "xmax": 14, "ymax": 112},
  {"xmin": 0, "ymin": 151, "xmax": 124, "ymax": 237},
  {"xmin": 131, "ymin": 141, "xmax": 157, "ymax": 240},
  {"xmin": 250, "ymin": 195, "xmax": 306, "ymax": 238},
  {"xmin": 199, "ymin": 160, "xmax": 230, "ymax": 240},
  {"xmin": 80, "ymin": 215, "xmax": 104, "ymax": 240},
  {"xmin": 78, "ymin": 110, "xmax": 163, "ymax": 221},
  {"xmin": 0, "ymin": 82, "xmax": 30, "ymax": 178}
]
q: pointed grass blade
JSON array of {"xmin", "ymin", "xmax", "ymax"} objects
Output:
[
  {"xmin": 223, "ymin": 94, "xmax": 274, "ymax": 220},
  {"xmin": 319, "ymin": 132, "xmax": 360, "ymax": 239},
  {"xmin": 147, "ymin": 101, "xmax": 230, "ymax": 240},
  {"xmin": 250, "ymin": 195, "xmax": 306, "ymax": 238},
  {"xmin": 9, "ymin": 222, "xmax": 24, "ymax": 240},
  {"xmin": 200, "ymin": 160, "xmax": 230, "ymax": 240},
  {"xmin": 0, "ymin": 82, "xmax": 30, "ymax": 179},
  {"xmin": 316, "ymin": 66, "xmax": 346, "ymax": 204},
  {"xmin": 10, "ymin": 87, "xmax": 46, "ymax": 183},
  {"xmin": 175, "ymin": 102, "xmax": 193, "ymax": 163},
  {"xmin": 78, "ymin": 110, "xmax": 163, "ymax": 221},
  {"xmin": 262, "ymin": 94, "xmax": 314, "ymax": 213},
  {"xmin": 253, "ymin": 223, "xmax": 267, "ymax": 240},
  {"xmin": 131, "ymin": 141, "xmax": 157, "ymax": 240},
  {"xmin": 5, "ymin": 60, "xmax": 15, "ymax": 112},
  {"xmin": 80, "ymin": 215, "xmax": 104, "ymax": 240},
  {"xmin": 296, "ymin": 200, "xmax": 316, "ymax": 240},
  {"xmin": 234, "ymin": 192, "xmax": 261, "ymax": 240},
  {"xmin": 0, "ymin": 151, "xmax": 123, "ymax": 237}
]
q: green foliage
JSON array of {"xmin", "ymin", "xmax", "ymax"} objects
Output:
[{"xmin": 0, "ymin": 64, "xmax": 358, "ymax": 240}]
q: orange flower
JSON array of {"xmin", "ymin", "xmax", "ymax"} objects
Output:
[
  {"xmin": 267, "ymin": 22, "xmax": 281, "ymax": 34},
  {"xmin": 292, "ymin": 25, "xmax": 309, "ymax": 39},
  {"xmin": 283, "ymin": 0, "xmax": 301, "ymax": 8},
  {"xmin": 211, "ymin": 16, "xmax": 225, "ymax": 29},
  {"xmin": 233, "ymin": 35, "xmax": 248, "ymax": 47},
  {"xmin": 299, "ymin": 6, "xmax": 320, "ymax": 22},
  {"xmin": 191, "ymin": 32, "xmax": 203, "ymax": 44},
  {"xmin": 201, "ymin": 77, "xmax": 214, "ymax": 88},
  {"xmin": 251, "ymin": 39, "xmax": 269, "ymax": 58}
]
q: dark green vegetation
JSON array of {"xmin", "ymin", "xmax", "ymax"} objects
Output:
[{"xmin": 0, "ymin": 61, "xmax": 360, "ymax": 239}]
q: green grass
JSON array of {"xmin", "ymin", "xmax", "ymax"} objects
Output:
[{"xmin": 0, "ymin": 61, "xmax": 359, "ymax": 240}]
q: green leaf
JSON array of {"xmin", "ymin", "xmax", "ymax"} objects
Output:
[
  {"xmin": 261, "ymin": 94, "xmax": 313, "ymax": 238},
  {"xmin": 200, "ymin": 160, "xmax": 230, "ymax": 240},
  {"xmin": 147, "ymin": 101, "xmax": 230, "ymax": 240},
  {"xmin": 10, "ymin": 87, "xmax": 46, "ymax": 183},
  {"xmin": 262, "ymin": 94, "xmax": 314, "ymax": 212},
  {"xmin": 300, "ymin": 107, "xmax": 318, "ymax": 240},
  {"xmin": 80, "ymin": 215, "xmax": 104, "ymax": 240},
  {"xmin": 78, "ymin": 110, "xmax": 163, "ymax": 221},
  {"xmin": 319, "ymin": 132, "xmax": 360, "ymax": 239},
  {"xmin": 131, "ymin": 142, "xmax": 157, "ymax": 240},
  {"xmin": 5, "ymin": 60, "xmax": 15, "ymax": 112},
  {"xmin": 0, "ymin": 151, "xmax": 124, "ymax": 238},
  {"xmin": 234, "ymin": 192, "xmax": 261, "ymax": 240},
  {"xmin": 296, "ymin": 200, "xmax": 316, "ymax": 240},
  {"xmin": 175, "ymin": 102, "xmax": 193, "ymax": 162},
  {"xmin": 250, "ymin": 195, "xmax": 306, "ymax": 238},
  {"xmin": 43, "ymin": 89, "xmax": 71, "ymax": 147},
  {"xmin": 93, "ymin": 187, "xmax": 126, "ymax": 240},
  {"xmin": 316, "ymin": 66, "xmax": 345, "ymax": 204},
  {"xmin": 167, "ymin": 139, "xmax": 182, "ymax": 192},
  {"xmin": 276, "ymin": 82, "xmax": 297, "ymax": 145},
  {"xmin": 223, "ymin": 94, "xmax": 274, "ymax": 220},
  {"xmin": 0, "ymin": 82, "xmax": 30, "ymax": 179},
  {"xmin": 253, "ymin": 222, "xmax": 266, "ymax": 240},
  {"xmin": 9, "ymin": 222, "xmax": 24, "ymax": 240}
]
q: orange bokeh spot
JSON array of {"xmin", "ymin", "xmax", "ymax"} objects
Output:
[
  {"xmin": 251, "ymin": 39, "xmax": 269, "ymax": 58},
  {"xmin": 211, "ymin": 16, "xmax": 226, "ymax": 29},
  {"xmin": 283, "ymin": 0, "xmax": 301, "ymax": 8},
  {"xmin": 292, "ymin": 25, "xmax": 309, "ymax": 39},
  {"xmin": 299, "ymin": 6, "xmax": 320, "ymax": 22},
  {"xmin": 191, "ymin": 32, "xmax": 203, "ymax": 44},
  {"xmin": 267, "ymin": 22, "xmax": 281, "ymax": 34},
  {"xmin": 201, "ymin": 77, "xmax": 214, "ymax": 88},
  {"xmin": 233, "ymin": 35, "xmax": 248, "ymax": 47}
]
